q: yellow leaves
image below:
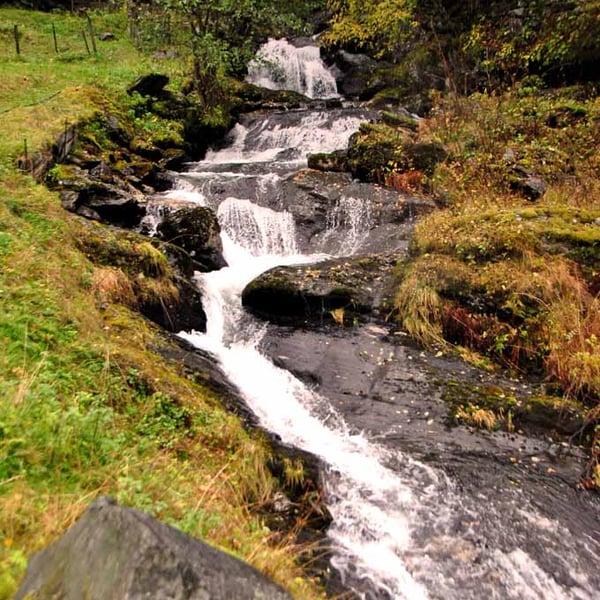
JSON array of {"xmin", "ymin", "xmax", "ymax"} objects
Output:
[{"xmin": 323, "ymin": 0, "xmax": 417, "ymax": 57}]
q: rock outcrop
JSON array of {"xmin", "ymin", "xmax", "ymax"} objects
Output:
[
  {"xmin": 157, "ymin": 206, "xmax": 227, "ymax": 272},
  {"xmin": 242, "ymin": 254, "xmax": 398, "ymax": 325},
  {"xmin": 15, "ymin": 496, "xmax": 292, "ymax": 600}
]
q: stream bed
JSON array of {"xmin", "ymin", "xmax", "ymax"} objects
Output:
[{"xmin": 153, "ymin": 39, "xmax": 600, "ymax": 600}]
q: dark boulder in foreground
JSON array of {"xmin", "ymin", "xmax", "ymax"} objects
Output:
[{"xmin": 15, "ymin": 496, "xmax": 292, "ymax": 600}]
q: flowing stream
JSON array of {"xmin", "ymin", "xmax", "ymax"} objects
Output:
[{"xmin": 161, "ymin": 40, "xmax": 600, "ymax": 599}]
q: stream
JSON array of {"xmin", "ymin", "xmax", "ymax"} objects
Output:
[{"xmin": 154, "ymin": 39, "xmax": 599, "ymax": 600}]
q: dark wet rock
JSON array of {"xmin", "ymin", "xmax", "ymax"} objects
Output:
[
  {"xmin": 242, "ymin": 254, "xmax": 398, "ymax": 325},
  {"xmin": 127, "ymin": 73, "xmax": 170, "ymax": 97},
  {"xmin": 158, "ymin": 148, "xmax": 188, "ymax": 171},
  {"xmin": 55, "ymin": 164, "xmax": 146, "ymax": 228},
  {"xmin": 330, "ymin": 50, "xmax": 388, "ymax": 100},
  {"xmin": 509, "ymin": 165, "xmax": 547, "ymax": 200},
  {"xmin": 156, "ymin": 206, "xmax": 226, "ymax": 272},
  {"xmin": 261, "ymin": 323, "xmax": 590, "ymax": 485},
  {"xmin": 233, "ymin": 82, "xmax": 313, "ymax": 112},
  {"xmin": 15, "ymin": 496, "xmax": 292, "ymax": 600},
  {"xmin": 278, "ymin": 169, "xmax": 434, "ymax": 255},
  {"xmin": 344, "ymin": 122, "xmax": 447, "ymax": 182}
]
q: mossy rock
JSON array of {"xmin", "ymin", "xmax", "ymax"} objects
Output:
[
  {"xmin": 307, "ymin": 150, "xmax": 348, "ymax": 173},
  {"xmin": 73, "ymin": 220, "xmax": 206, "ymax": 332},
  {"xmin": 157, "ymin": 206, "xmax": 226, "ymax": 272},
  {"xmin": 242, "ymin": 254, "xmax": 397, "ymax": 325}
]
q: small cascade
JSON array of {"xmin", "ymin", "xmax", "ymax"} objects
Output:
[
  {"xmin": 322, "ymin": 195, "xmax": 374, "ymax": 255},
  {"xmin": 246, "ymin": 38, "xmax": 338, "ymax": 99},
  {"xmin": 153, "ymin": 39, "xmax": 600, "ymax": 599},
  {"xmin": 217, "ymin": 197, "xmax": 298, "ymax": 257}
]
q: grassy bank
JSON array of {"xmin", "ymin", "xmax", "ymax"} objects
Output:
[
  {"xmin": 0, "ymin": 8, "xmax": 324, "ymax": 598},
  {"xmin": 391, "ymin": 86, "xmax": 600, "ymax": 487}
]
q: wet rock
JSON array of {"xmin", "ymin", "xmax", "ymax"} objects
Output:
[
  {"xmin": 331, "ymin": 50, "xmax": 388, "ymax": 100},
  {"xmin": 279, "ymin": 168, "xmax": 434, "ymax": 255},
  {"xmin": 127, "ymin": 73, "xmax": 170, "ymax": 97},
  {"xmin": 509, "ymin": 165, "xmax": 547, "ymax": 201},
  {"xmin": 56, "ymin": 164, "xmax": 146, "ymax": 228},
  {"xmin": 15, "ymin": 497, "xmax": 292, "ymax": 600},
  {"xmin": 157, "ymin": 206, "xmax": 226, "ymax": 272},
  {"xmin": 233, "ymin": 82, "xmax": 313, "ymax": 112},
  {"xmin": 242, "ymin": 254, "xmax": 398, "ymax": 325}
]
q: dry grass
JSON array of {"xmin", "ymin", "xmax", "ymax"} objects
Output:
[
  {"xmin": 455, "ymin": 406, "xmax": 498, "ymax": 430},
  {"xmin": 394, "ymin": 273, "xmax": 444, "ymax": 346},
  {"xmin": 91, "ymin": 267, "xmax": 136, "ymax": 306}
]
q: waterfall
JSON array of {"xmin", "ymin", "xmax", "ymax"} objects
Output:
[
  {"xmin": 159, "ymin": 40, "xmax": 600, "ymax": 599},
  {"xmin": 178, "ymin": 205, "xmax": 434, "ymax": 598},
  {"xmin": 246, "ymin": 38, "xmax": 338, "ymax": 99},
  {"xmin": 177, "ymin": 191, "xmax": 599, "ymax": 598}
]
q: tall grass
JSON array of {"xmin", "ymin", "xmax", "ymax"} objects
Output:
[{"xmin": 0, "ymin": 8, "xmax": 325, "ymax": 599}]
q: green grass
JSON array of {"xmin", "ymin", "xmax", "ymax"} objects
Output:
[
  {"xmin": 0, "ymin": 8, "xmax": 325, "ymax": 599},
  {"xmin": 391, "ymin": 87, "xmax": 600, "ymax": 463}
]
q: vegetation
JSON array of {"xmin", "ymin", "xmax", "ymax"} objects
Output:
[
  {"xmin": 0, "ymin": 7, "xmax": 325, "ymax": 598},
  {"xmin": 321, "ymin": 0, "xmax": 600, "ymax": 489},
  {"xmin": 391, "ymin": 86, "xmax": 600, "ymax": 486}
]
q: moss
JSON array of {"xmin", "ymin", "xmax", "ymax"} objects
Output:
[{"xmin": 441, "ymin": 379, "xmax": 585, "ymax": 436}]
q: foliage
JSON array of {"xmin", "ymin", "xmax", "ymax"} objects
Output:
[
  {"xmin": 0, "ymin": 8, "xmax": 325, "ymax": 598},
  {"xmin": 323, "ymin": 1, "xmax": 600, "ymax": 94},
  {"xmin": 323, "ymin": 0, "xmax": 418, "ymax": 59},
  {"xmin": 462, "ymin": 1, "xmax": 600, "ymax": 85},
  {"xmin": 127, "ymin": 0, "xmax": 324, "ymax": 105},
  {"xmin": 393, "ymin": 88, "xmax": 600, "ymax": 419}
]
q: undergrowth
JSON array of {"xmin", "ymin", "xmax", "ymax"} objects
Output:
[
  {"xmin": 392, "ymin": 85, "xmax": 600, "ymax": 483},
  {"xmin": 0, "ymin": 7, "xmax": 325, "ymax": 599}
]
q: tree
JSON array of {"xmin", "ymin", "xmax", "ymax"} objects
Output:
[{"xmin": 322, "ymin": 0, "xmax": 418, "ymax": 60}]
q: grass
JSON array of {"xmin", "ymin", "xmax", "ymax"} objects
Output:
[
  {"xmin": 388, "ymin": 85, "xmax": 600, "ymax": 480},
  {"xmin": 0, "ymin": 7, "xmax": 325, "ymax": 599}
]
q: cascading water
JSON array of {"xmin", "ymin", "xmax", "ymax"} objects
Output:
[
  {"xmin": 165, "ymin": 41, "xmax": 600, "ymax": 600},
  {"xmin": 246, "ymin": 38, "xmax": 338, "ymax": 99}
]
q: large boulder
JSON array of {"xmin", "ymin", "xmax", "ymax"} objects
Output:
[
  {"xmin": 157, "ymin": 206, "xmax": 227, "ymax": 272},
  {"xmin": 15, "ymin": 496, "xmax": 292, "ymax": 600},
  {"xmin": 330, "ymin": 50, "xmax": 388, "ymax": 100},
  {"xmin": 242, "ymin": 254, "xmax": 399, "ymax": 325},
  {"xmin": 278, "ymin": 169, "xmax": 434, "ymax": 255}
]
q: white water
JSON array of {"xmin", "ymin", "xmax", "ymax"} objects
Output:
[
  {"xmin": 178, "ymin": 195, "xmax": 599, "ymax": 599},
  {"xmin": 246, "ymin": 38, "xmax": 338, "ymax": 99},
  {"xmin": 178, "ymin": 199, "xmax": 432, "ymax": 599},
  {"xmin": 169, "ymin": 40, "xmax": 600, "ymax": 597}
]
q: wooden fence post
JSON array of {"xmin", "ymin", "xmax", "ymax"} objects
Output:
[
  {"xmin": 52, "ymin": 23, "xmax": 59, "ymax": 54},
  {"xmin": 14, "ymin": 24, "xmax": 20, "ymax": 56},
  {"xmin": 82, "ymin": 30, "xmax": 91, "ymax": 55},
  {"xmin": 86, "ymin": 14, "xmax": 97, "ymax": 54}
]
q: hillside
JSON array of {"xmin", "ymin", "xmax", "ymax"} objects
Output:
[{"xmin": 0, "ymin": 8, "xmax": 325, "ymax": 598}]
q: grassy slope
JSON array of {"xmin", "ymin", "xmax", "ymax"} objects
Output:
[
  {"xmin": 0, "ymin": 8, "xmax": 324, "ymax": 598},
  {"xmin": 390, "ymin": 88, "xmax": 600, "ymax": 484}
]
